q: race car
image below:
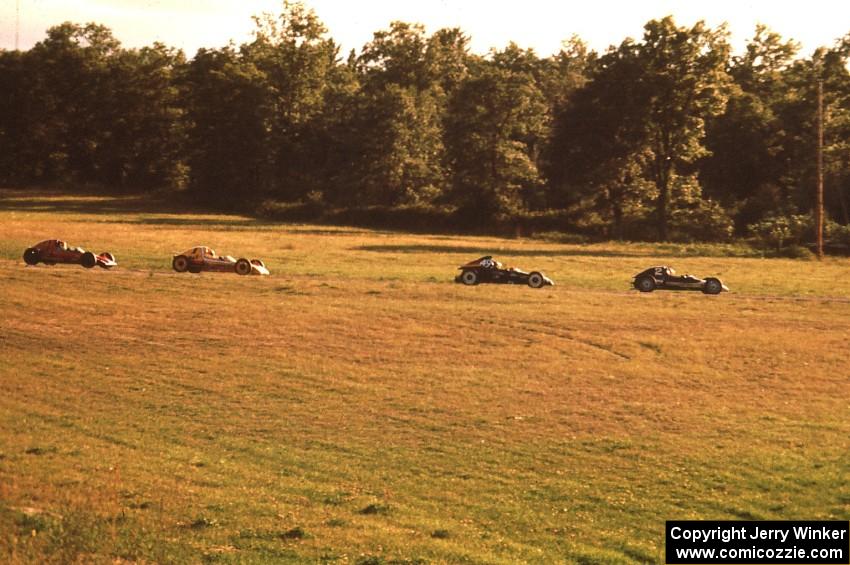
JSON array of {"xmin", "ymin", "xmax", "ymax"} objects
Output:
[
  {"xmin": 455, "ymin": 256, "xmax": 553, "ymax": 288},
  {"xmin": 172, "ymin": 246, "xmax": 269, "ymax": 276},
  {"xmin": 633, "ymin": 266, "xmax": 729, "ymax": 294},
  {"xmin": 23, "ymin": 240, "xmax": 117, "ymax": 269}
]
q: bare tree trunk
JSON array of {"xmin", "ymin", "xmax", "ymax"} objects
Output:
[
  {"xmin": 838, "ymin": 183, "xmax": 849, "ymax": 225},
  {"xmin": 655, "ymin": 160, "xmax": 671, "ymax": 241},
  {"xmin": 611, "ymin": 199, "xmax": 624, "ymax": 240}
]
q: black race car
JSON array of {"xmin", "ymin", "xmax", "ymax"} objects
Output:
[
  {"xmin": 633, "ymin": 266, "xmax": 729, "ymax": 294},
  {"xmin": 455, "ymin": 256, "xmax": 553, "ymax": 288}
]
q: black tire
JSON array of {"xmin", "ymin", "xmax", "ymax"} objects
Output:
[
  {"xmin": 172, "ymin": 255, "xmax": 190, "ymax": 273},
  {"xmin": 635, "ymin": 276, "xmax": 656, "ymax": 292},
  {"xmin": 81, "ymin": 251, "xmax": 97, "ymax": 268},
  {"xmin": 703, "ymin": 278, "xmax": 723, "ymax": 295},
  {"xmin": 235, "ymin": 258, "xmax": 252, "ymax": 276},
  {"xmin": 527, "ymin": 271, "xmax": 545, "ymax": 289},
  {"xmin": 23, "ymin": 248, "xmax": 40, "ymax": 265},
  {"xmin": 460, "ymin": 270, "xmax": 479, "ymax": 286}
]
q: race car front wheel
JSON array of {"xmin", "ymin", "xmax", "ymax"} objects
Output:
[
  {"xmin": 23, "ymin": 248, "xmax": 40, "ymax": 265},
  {"xmin": 81, "ymin": 251, "xmax": 97, "ymax": 268},
  {"xmin": 172, "ymin": 255, "xmax": 190, "ymax": 273},
  {"xmin": 527, "ymin": 272, "xmax": 545, "ymax": 288},
  {"xmin": 635, "ymin": 276, "xmax": 656, "ymax": 292},
  {"xmin": 703, "ymin": 278, "xmax": 722, "ymax": 295},
  {"xmin": 460, "ymin": 270, "xmax": 479, "ymax": 285},
  {"xmin": 235, "ymin": 258, "xmax": 252, "ymax": 276}
]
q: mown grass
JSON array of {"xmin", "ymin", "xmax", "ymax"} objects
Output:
[{"xmin": 0, "ymin": 189, "xmax": 848, "ymax": 563}]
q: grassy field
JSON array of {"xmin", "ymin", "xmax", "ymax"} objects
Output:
[{"xmin": 1, "ymin": 189, "xmax": 848, "ymax": 564}]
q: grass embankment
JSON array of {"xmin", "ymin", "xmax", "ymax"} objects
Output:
[{"xmin": 0, "ymin": 190, "xmax": 848, "ymax": 563}]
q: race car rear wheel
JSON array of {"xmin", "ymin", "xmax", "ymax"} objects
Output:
[
  {"xmin": 527, "ymin": 272, "xmax": 545, "ymax": 288},
  {"xmin": 81, "ymin": 251, "xmax": 97, "ymax": 268},
  {"xmin": 460, "ymin": 270, "xmax": 479, "ymax": 285},
  {"xmin": 172, "ymin": 255, "xmax": 190, "ymax": 273},
  {"xmin": 703, "ymin": 278, "xmax": 722, "ymax": 295},
  {"xmin": 635, "ymin": 276, "xmax": 656, "ymax": 292},
  {"xmin": 23, "ymin": 248, "xmax": 40, "ymax": 265},
  {"xmin": 235, "ymin": 258, "xmax": 252, "ymax": 276}
]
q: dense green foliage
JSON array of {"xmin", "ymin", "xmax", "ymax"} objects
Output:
[{"xmin": 2, "ymin": 2, "xmax": 850, "ymax": 241}]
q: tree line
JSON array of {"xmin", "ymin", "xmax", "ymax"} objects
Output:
[{"xmin": 2, "ymin": 2, "xmax": 850, "ymax": 243}]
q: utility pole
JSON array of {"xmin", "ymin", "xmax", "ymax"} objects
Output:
[
  {"xmin": 15, "ymin": 0, "xmax": 20, "ymax": 51},
  {"xmin": 816, "ymin": 79, "xmax": 824, "ymax": 260}
]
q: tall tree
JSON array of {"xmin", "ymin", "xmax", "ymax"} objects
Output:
[
  {"xmin": 345, "ymin": 22, "xmax": 461, "ymax": 205},
  {"xmin": 0, "ymin": 49, "xmax": 38, "ymax": 183},
  {"xmin": 824, "ymin": 34, "xmax": 850, "ymax": 223},
  {"xmin": 182, "ymin": 46, "xmax": 270, "ymax": 203},
  {"xmin": 638, "ymin": 17, "xmax": 732, "ymax": 240},
  {"xmin": 345, "ymin": 84, "xmax": 445, "ymax": 205},
  {"xmin": 547, "ymin": 18, "xmax": 732, "ymax": 240},
  {"xmin": 22, "ymin": 23, "xmax": 122, "ymax": 183},
  {"xmin": 103, "ymin": 43, "xmax": 187, "ymax": 190},
  {"xmin": 243, "ymin": 1, "xmax": 339, "ymax": 199},
  {"xmin": 358, "ymin": 21, "xmax": 434, "ymax": 92},
  {"xmin": 778, "ymin": 42, "xmax": 850, "ymax": 224},
  {"xmin": 545, "ymin": 40, "xmax": 653, "ymax": 238},
  {"xmin": 298, "ymin": 50, "xmax": 361, "ymax": 204},
  {"xmin": 426, "ymin": 27, "xmax": 472, "ymax": 99},
  {"xmin": 701, "ymin": 26, "xmax": 799, "ymax": 230},
  {"xmin": 445, "ymin": 56, "xmax": 548, "ymax": 219}
]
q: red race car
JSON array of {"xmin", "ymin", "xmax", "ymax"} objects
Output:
[
  {"xmin": 171, "ymin": 246, "xmax": 270, "ymax": 276},
  {"xmin": 23, "ymin": 240, "xmax": 117, "ymax": 269}
]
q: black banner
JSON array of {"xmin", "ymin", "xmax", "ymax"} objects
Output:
[{"xmin": 666, "ymin": 521, "xmax": 849, "ymax": 564}]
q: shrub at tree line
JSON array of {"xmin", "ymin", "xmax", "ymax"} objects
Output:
[{"xmin": 2, "ymin": 2, "xmax": 850, "ymax": 243}]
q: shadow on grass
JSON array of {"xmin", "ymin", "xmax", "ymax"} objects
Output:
[
  {"xmin": 0, "ymin": 190, "xmax": 281, "ymax": 230},
  {"xmin": 0, "ymin": 190, "xmax": 385, "ymax": 234},
  {"xmin": 287, "ymin": 228, "xmax": 381, "ymax": 236},
  {"xmin": 0, "ymin": 191, "xmax": 763, "ymax": 257},
  {"xmin": 107, "ymin": 219, "xmax": 381, "ymax": 234},
  {"xmin": 0, "ymin": 190, "xmax": 196, "ymax": 215},
  {"xmin": 354, "ymin": 244, "xmax": 656, "ymax": 257},
  {"xmin": 108, "ymin": 217, "xmax": 273, "ymax": 228},
  {"xmin": 1, "ymin": 201, "xmax": 275, "ymax": 230}
]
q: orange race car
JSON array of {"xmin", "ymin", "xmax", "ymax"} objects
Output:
[
  {"xmin": 23, "ymin": 239, "xmax": 117, "ymax": 269},
  {"xmin": 171, "ymin": 246, "xmax": 270, "ymax": 276}
]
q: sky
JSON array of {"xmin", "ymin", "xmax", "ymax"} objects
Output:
[{"xmin": 2, "ymin": 0, "xmax": 850, "ymax": 58}]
